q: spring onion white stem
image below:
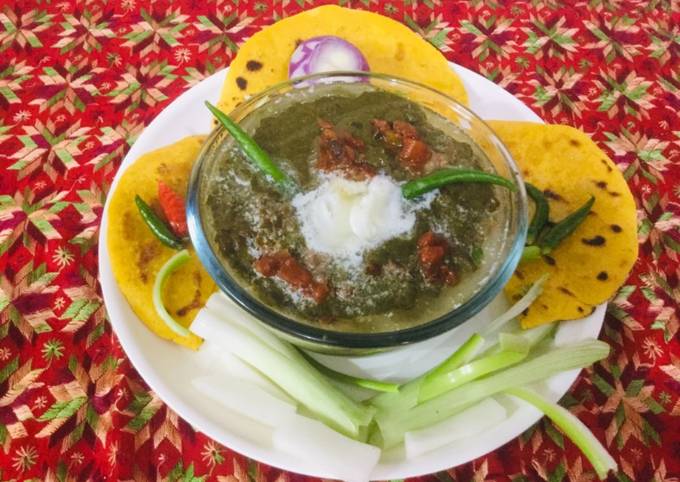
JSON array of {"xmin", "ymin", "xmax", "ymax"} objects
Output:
[
  {"xmin": 404, "ymin": 397, "xmax": 507, "ymax": 458},
  {"xmin": 205, "ymin": 292, "xmax": 297, "ymax": 359},
  {"xmin": 192, "ymin": 374, "xmax": 297, "ymax": 428},
  {"xmin": 483, "ymin": 274, "xmax": 548, "ymax": 335},
  {"xmin": 418, "ymin": 349, "xmax": 529, "ymax": 402},
  {"xmin": 370, "ymin": 332, "xmax": 484, "ymax": 416},
  {"xmin": 300, "ymin": 350, "xmax": 400, "ymax": 393},
  {"xmin": 152, "ymin": 249, "xmax": 193, "ymax": 337},
  {"xmin": 506, "ymin": 386, "xmax": 617, "ymax": 480},
  {"xmin": 273, "ymin": 414, "xmax": 380, "ymax": 481},
  {"xmin": 424, "ymin": 333, "xmax": 485, "ymax": 381},
  {"xmin": 196, "ymin": 341, "xmax": 296, "ymax": 404},
  {"xmin": 375, "ymin": 340, "xmax": 610, "ymax": 448},
  {"xmin": 191, "ymin": 309, "xmax": 373, "ymax": 438}
]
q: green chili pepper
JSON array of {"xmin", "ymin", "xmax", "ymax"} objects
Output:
[
  {"xmin": 539, "ymin": 196, "xmax": 595, "ymax": 255},
  {"xmin": 525, "ymin": 183, "xmax": 549, "ymax": 246},
  {"xmin": 135, "ymin": 195, "xmax": 184, "ymax": 250},
  {"xmin": 521, "ymin": 245, "xmax": 541, "ymax": 262},
  {"xmin": 401, "ymin": 168, "xmax": 516, "ymax": 200},
  {"xmin": 205, "ymin": 101, "xmax": 293, "ymax": 189}
]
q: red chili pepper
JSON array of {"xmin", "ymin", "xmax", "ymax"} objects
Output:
[{"xmin": 157, "ymin": 181, "xmax": 188, "ymax": 237}]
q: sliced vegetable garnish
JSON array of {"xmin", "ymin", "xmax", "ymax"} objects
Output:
[
  {"xmin": 192, "ymin": 374, "xmax": 298, "ymax": 428},
  {"xmin": 153, "ymin": 249, "xmax": 193, "ymax": 337},
  {"xmin": 300, "ymin": 351, "xmax": 400, "ymax": 393},
  {"xmin": 289, "ymin": 36, "xmax": 369, "ymax": 79},
  {"xmin": 194, "ymin": 290, "xmax": 613, "ymax": 472},
  {"xmin": 205, "ymin": 101, "xmax": 293, "ymax": 189},
  {"xmin": 418, "ymin": 348, "xmax": 528, "ymax": 402},
  {"xmin": 525, "ymin": 182, "xmax": 549, "ymax": 245},
  {"xmin": 198, "ymin": 341, "xmax": 295, "ymax": 403},
  {"xmin": 370, "ymin": 332, "xmax": 484, "ymax": 418},
  {"xmin": 272, "ymin": 414, "xmax": 380, "ymax": 481},
  {"xmin": 369, "ymin": 377, "xmax": 421, "ymax": 415},
  {"xmin": 539, "ymin": 196, "xmax": 595, "ymax": 254},
  {"xmin": 135, "ymin": 195, "xmax": 183, "ymax": 250},
  {"xmin": 482, "ymin": 275, "xmax": 548, "ymax": 335},
  {"xmin": 158, "ymin": 181, "xmax": 188, "ymax": 237},
  {"xmin": 423, "ymin": 333, "xmax": 484, "ymax": 382},
  {"xmin": 401, "ymin": 168, "xmax": 516, "ymax": 200},
  {"xmin": 191, "ymin": 308, "xmax": 374, "ymax": 438},
  {"xmin": 205, "ymin": 292, "xmax": 299, "ymax": 360},
  {"xmin": 374, "ymin": 339, "xmax": 610, "ymax": 448},
  {"xmin": 499, "ymin": 332, "xmax": 532, "ymax": 353},
  {"xmin": 480, "ymin": 323, "xmax": 555, "ymax": 360},
  {"xmin": 506, "ymin": 386, "xmax": 616, "ymax": 480},
  {"xmin": 404, "ymin": 397, "xmax": 506, "ymax": 458}
]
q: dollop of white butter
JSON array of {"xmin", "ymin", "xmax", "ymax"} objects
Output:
[{"xmin": 292, "ymin": 175, "xmax": 427, "ymax": 265}]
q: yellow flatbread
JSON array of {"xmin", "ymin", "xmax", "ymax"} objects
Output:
[
  {"xmin": 217, "ymin": 5, "xmax": 467, "ymax": 115},
  {"xmin": 107, "ymin": 136, "xmax": 215, "ymax": 349},
  {"xmin": 489, "ymin": 121, "xmax": 638, "ymax": 328}
]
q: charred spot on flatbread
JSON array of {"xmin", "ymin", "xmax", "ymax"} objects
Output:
[
  {"xmin": 215, "ymin": 5, "xmax": 467, "ymax": 116},
  {"xmin": 543, "ymin": 189, "xmax": 563, "ymax": 201},
  {"xmin": 246, "ymin": 60, "xmax": 263, "ymax": 71},
  {"xmin": 137, "ymin": 240, "xmax": 161, "ymax": 283},
  {"xmin": 176, "ymin": 273, "xmax": 205, "ymax": 317},
  {"xmin": 542, "ymin": 255, "xmax": 556, "ymax": 266},
  {"xmin": 490, "ymin": 121, "xmax": 637, "ymax": 328},
  {"xmin": 107, "ymin": 136, "xmax": 216, "ymax": 350},
  {"xmin": 582, "ymin": 235, "xmax": 606, "ymax": 246}
]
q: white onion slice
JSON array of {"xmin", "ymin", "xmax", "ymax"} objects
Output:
[{"xmin": 272, "ymin": 414, "xmax": 380, "ymax": 481}]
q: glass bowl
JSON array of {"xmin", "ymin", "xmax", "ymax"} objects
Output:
[{"xmin": 187, "ymin": 72, "xmax": 527, "ymax": 354}]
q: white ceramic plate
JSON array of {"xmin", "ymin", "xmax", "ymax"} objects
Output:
[{"xmin": 99, "ymin": 65, "xmax": 605, "ymax": 479}]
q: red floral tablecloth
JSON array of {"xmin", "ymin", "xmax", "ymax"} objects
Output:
[{"xmin": 1, "ymin": 0, "xmax": 678, "ymax": 480}]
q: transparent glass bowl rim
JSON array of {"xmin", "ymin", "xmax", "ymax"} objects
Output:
[{"xmin": 186, "ymin": 71, "xmax": 528, "ymax": 349}]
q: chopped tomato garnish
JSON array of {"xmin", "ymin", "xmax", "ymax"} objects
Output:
[
  {"xmin": 399, "ymin": 138, "xmax": 431, "ymax": 172},
  {"xmin": 317, "ymin": 119, "xmax": 375, "ymax": 181},
  {"xmin": 417, "ymin": 231, "xmax": 457, "ymax": 285},
  {"xmin": 372, "ymin": 119, "xmax": 431, "ymax": 173},
  {"xmin": 392, "ymin": 120, "xmax": 418, "ymax": 139},
  {"xmin": 254, "ymin": 251, "xmax": 330, "ymax": 303}
]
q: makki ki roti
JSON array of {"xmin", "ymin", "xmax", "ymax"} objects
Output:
[
  {"xmin": 216, "ymin": 5, "xmax": 468, "ymax": 116},
  {"xmin": 107, "ymin": 136, "xmax": 215, "ymax": 350},
  {"xmin": 489, "ymin": 121, "xmax": 638, "ymax": 328}
]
